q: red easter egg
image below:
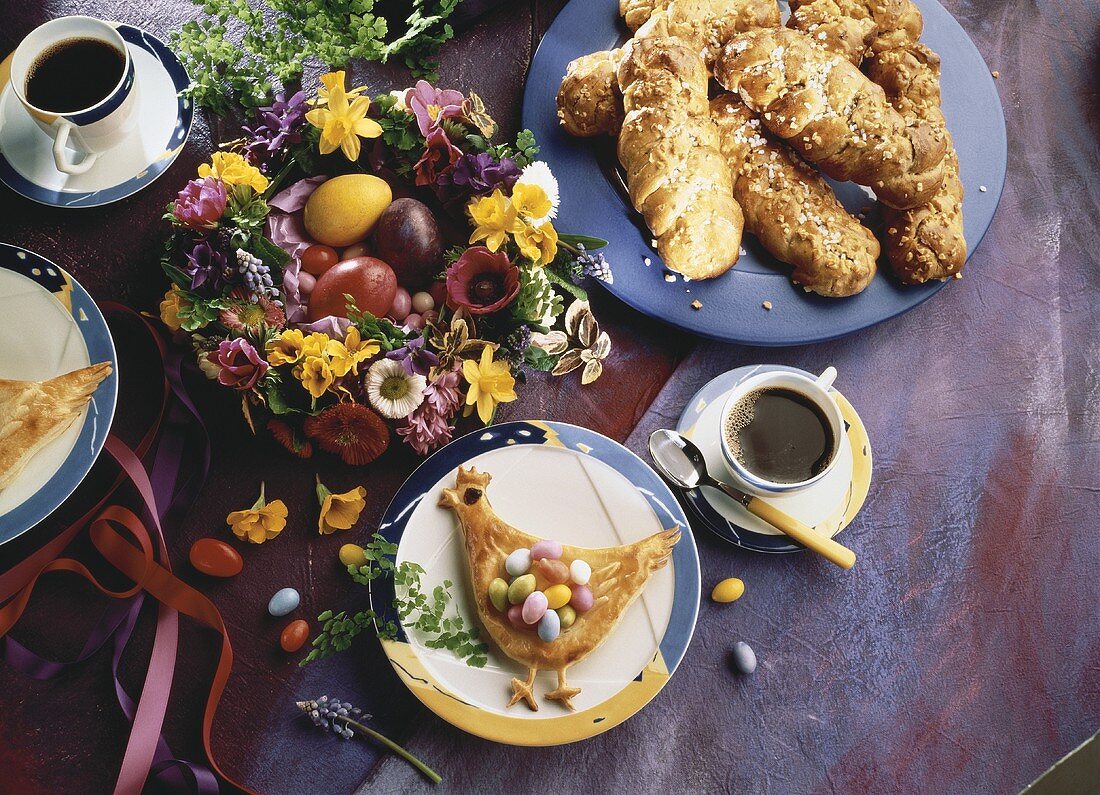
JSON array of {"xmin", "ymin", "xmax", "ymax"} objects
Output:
[
  {"xmin": 189, "ymin": 538, "xmax": 243, "ymax": 578},
  {"xmin": 301, "ymin": 245, "xmax": 339, "ymax": 276},
  {"xmin": 308, "ymin": 256, "xmax": 397, "ymax": 321},
  {"xmin": 280, "ymin": 619, "xmax": 310, "ymax": 653}
]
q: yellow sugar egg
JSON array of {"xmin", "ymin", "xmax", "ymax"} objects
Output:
[
  {"xmin": 338, "ymin": 544, "xmax": 367, "ymax": 568},
  {"xmin": 544, "ymin": 584, "xmax": 572, "ymax": 610},
  {"xmin": 711, "ymin": 578, "xmax": 745, "ymax": 603}
]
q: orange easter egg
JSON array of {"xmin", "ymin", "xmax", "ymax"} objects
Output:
[
  {"xmin": 189, "ymin": 538, "xmax": 243, "ymax": 578},
  {"xmin": 280, "ymin": 619, "xmax": 310, "ymax": 653}
]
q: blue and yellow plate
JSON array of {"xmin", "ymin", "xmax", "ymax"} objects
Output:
[
  {"xmin": 370, "ymin": 420, "xmax": 700, "ymax": 745},
  {"xmin": 0, "ymin": 243, "xmax": 117, "ymax": 543},
  {"xmin": 0, "ymin": 24, "xmax": 191, "ymax": 208}
]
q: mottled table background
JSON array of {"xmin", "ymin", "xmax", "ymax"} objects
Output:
[{"xmin": 0, "ymin": 1, "xmax": 1097, "ymax": 793}]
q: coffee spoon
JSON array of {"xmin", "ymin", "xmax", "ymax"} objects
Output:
[{"xmin": 648, "ymin": 429, "xmax": 856, "ymax": 570}]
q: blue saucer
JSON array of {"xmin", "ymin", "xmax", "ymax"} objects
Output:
[{"xmin": 522, "ymin": 0, "xmax": 1007, "ymax": 345}]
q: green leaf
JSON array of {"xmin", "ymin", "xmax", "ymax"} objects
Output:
[
  {"xmin": 544, "ymin": 268, "xmax": 588, "ymax": 303},
  {"xmin": 559, "ymin": 233, "xmax": 609, "ymax": 250}
]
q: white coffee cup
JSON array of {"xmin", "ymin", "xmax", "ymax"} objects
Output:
[
  {"xmin": 718, "ymin": 366, "xmax": 844, "ymax": 497},
  {"xmin": 10, "ymin": 16, "xmax": 138, "ymax": 175}
]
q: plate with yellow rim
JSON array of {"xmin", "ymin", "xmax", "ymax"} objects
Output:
[
  {"xmin": 676, "ymin": 365, "xmax": 872, "ymax": 554},
  {"xmin": 369, "ymin": 420, "xmax": 700, "ymax": 745}
]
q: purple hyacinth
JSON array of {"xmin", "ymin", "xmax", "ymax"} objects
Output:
[
  {"xmin": 236, "ymin": 248, "xmax": 281, "ymax": 304},
  {"xmin": 242, "ymin": 90, "xmax": 308, "ymax": 168},
  {"xmin": 184, "ymin": 240, "xmax": 230, "ymax": 293},
  {"xmin": 573, "ymin": 243, "xmax": 613, "ymax": 285},
  {"xmin": 386, "ymin": 335, "xmax": 439, "ymax": 376}
]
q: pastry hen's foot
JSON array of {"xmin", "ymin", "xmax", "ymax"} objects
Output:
[
  {"xmin": 508, "ymin": 667, "xmax": 539, "ymax": 711},
  {"xmin": 546, "ymin": 670, "xmax": 581, "ymax": 711}
]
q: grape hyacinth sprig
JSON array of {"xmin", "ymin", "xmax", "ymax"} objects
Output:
[
  {"xmin": 296, "ymin": 695, "xmax": 442, "ymax": 785},
  {"xmin": 236, "ymin": 249, "xmax": 282, "ymax": 305}
]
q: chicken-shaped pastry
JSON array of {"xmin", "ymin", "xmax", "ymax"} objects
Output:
[
  {"xmin": 0, "ymin": 362, "xmax": 112, "ymax": 491},
  {"xmin": 440, "ymin": 466, "xmax": 680, "ymax": 711}
]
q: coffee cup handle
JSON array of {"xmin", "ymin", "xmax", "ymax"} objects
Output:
[
  {"xmin": 52, "ymin": 122, "xmax": 99, "ymax": 175},
  {"xmin": 815, "ymin": 366, "xmax": 838, "ymax": 391}
]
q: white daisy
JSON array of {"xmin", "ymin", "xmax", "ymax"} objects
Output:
[
  {"xmin": 366, "ymin": 359, "xmax": 426, "ymax": 419},
  {"xmin": 515, "ymin": 161, "xmax": 559, "ymax": 223}
]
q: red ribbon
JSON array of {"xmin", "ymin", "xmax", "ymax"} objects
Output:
[{"xmin": 0, "ymin": 306, "xmax": 255, "ymax": 795}]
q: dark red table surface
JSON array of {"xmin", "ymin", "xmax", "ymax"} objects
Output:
[{"xmin": 0, "ymin": 1, "xmax": 1097, "ymax": 793}]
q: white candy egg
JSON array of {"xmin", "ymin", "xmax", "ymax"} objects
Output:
[{"xmin": 569, "ymin": 559, "xmax": 591, "ymax": 585}]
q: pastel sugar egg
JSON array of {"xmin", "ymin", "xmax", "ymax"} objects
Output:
[
  {"xmin": 338, "ymin": 543, "xmax": 367, "ymax": 568},
  {"xmin": 538, "ymin": 609, "xmax": 561, "ymax": 642},
  {"xmin": 544, "ymin": 584, "xmax": 572, "ymax": 610},
  {"xmin": 522, "ymin": 590, "xmax": 549, "ymax": 624},
  {"xmin": 731, "ymin": 641, "xmax": 757, "ymax": 674},
  {"xmin": 569, "ymin": 585, "xmax": 594, "ymax": 613},
  {"xmin": 507, "ymin": 574, "xmax": 536, "ymax": 605},
  {"xmin": 569, "ymin": 559, "xmax": 591, "ymax": 585},
  {"xmin": 536, "ymin": 558, "xmax": 570, "ymax": 584},
  {"xmin": 488, "ymin": 578, "xmax": 509, "ymax": 612},
  {"xmin": 268, "ymin": 587, "xmax": 300, "ymax": 617},
  {"xmin": 505, "ymin": 548, "xmax": 532, "ymax": 577},
  {"xmin": 507, "ymin": 605, "xmax": 535, "ymax": 631},
  {"xmin": 530, "ymin": 539, "xmax": 563, "ymax": 561},
  {"xmin": 711, "ymin": 578, "xmax": 745, "ymax": 603},
  {"xmin": 556, "ymin": 605, "xmax": 577, "ymax": 630}
]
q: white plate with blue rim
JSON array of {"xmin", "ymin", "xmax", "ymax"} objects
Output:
[
  {"xmin": 369, "ymin": 420, "xmax": 700, "ymax": 745},
  {"xmin": 675, "ymin": 365, "xmax": 873, "ymax": 554},
  {"xmin": 0, "ymin": 23, "xmax": 192, "ymax": 208},
  {"xmin": 0, "ymin": 243, "xmax": 117, "ymax": 543}
]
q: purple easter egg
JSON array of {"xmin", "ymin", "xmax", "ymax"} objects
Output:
[
  {"xmin": 530, "ymin": 539, "xmax": 563, "ymax": 561},
  {"xmin": 507, "ymin": 605, "xmax": 535, "ymax": 631},
  {"xmin": 570, "ymin": 585, "xmax": 594, "ymax": 613},
  {"xmin": 522, "ymin": 590, "xmax": 549, "ymax": 624}
]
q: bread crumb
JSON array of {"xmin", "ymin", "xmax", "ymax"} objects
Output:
[
  {"xmin": 762, "ymin": 300, "xmax": 773, "ymax": 311},
  {"xmin": 954, "ymin": 272, "xmax": 963, "ymax": 280},
  {"xmin": 991, "ymin": 70, "xmax": 1000, "ymax": 78},
  {"xmin": 691, "ymin": 299, "xmax": 703, "ymax": 310},
  {"xmin": 643, "ymin": 256, "xmax": 652, "ymax": 266},
  {"xmin": 664, "ymin": 272, "xmax": 677, "ymax": 282},
  {"xmin": 979, "ymin": 185, "xmax": 987, "ymax": 192}
]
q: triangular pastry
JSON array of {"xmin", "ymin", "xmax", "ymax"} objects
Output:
[
  {"xmin": 0, "ymin": 362, "xmax": 112, "ymax": 491},
  {"xmin": 441, "ymin": 466, "xmax": 679, "ymax": 711}
]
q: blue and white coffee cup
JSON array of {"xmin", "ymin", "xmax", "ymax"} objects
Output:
[
  {"xmin": 718, "ymin": 366, "xmax": 845, "ymax": 497},
  {"xmin": 9, "ymin": 16, "xmax": 138, "ymax": 175}
]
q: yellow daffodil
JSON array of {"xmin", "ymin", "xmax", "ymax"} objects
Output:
[
  {"xmin": 462, "ymin": 345, "xmax": 517, "ymax": 424},
  {"xmin": 305, "ymin": 74, "xmax": 382, "ymax": 161},
  {"xmin": 468, "ymin": 190, "xmax": 524, "ymax": 252},
  {"xmin": 510, "ymin": 183, "xmax": 552, "ymax": 222},
  {"xmin": 226, "ymin": 482, "xmax": 287, "ymax": 544},
  {"xmin": 198, "ymin": 151, "xmax": 269, "ymax": 193},
  {"xmin": 315, "ymin": 476, "xmax": 366, "ymax": 534},
  {"xmin": 325, "ymin": 326, "xmax": 380, "ymax": 378},
  {"xmin": 159, "ymin": 286, "xmax": 187, "ymax": 331},
  {"xmin": 314, "ymin": 71, "xmax": 368, "ymax": 107},
  {"xmin": 514, "ymin": 220, "xmax": 559, "ymax": 266},
  {"xmin": 297, "ymin": 355, "xmax": 334, "ymax": 399}
]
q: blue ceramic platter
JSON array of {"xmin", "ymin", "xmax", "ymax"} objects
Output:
[
  {"xmin": 522, "ymin": 0, "xmax": 1007, "ymax": 345},
  {"xmin": 0, "ymin": 244, "xmax": 117, "ymax": 543},
  {"xmin": 0, "ymin": 24, "xmax": 192, "ymax": 208}
]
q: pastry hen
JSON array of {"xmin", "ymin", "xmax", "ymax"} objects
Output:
[
  {"xmin": 440, "ymin": 466, "xmax": 680, "ymax": 711},
  {"xmin": 0, "ymin": 362, "xmax": 112, "ymax": 491}
]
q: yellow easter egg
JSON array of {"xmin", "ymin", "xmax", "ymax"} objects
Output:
[
  {"xmin": 304, "ymin": 174, "xmax": 392, "ymax": 247},
  {"xmin": 544, "ymin": 584, "xmax": 572, "ymax": 610},
  {"xmin": 711, "ymin": 578, "xmax": 745, "ymax": 603},
  {"xmin": 338, "ymin": 543, "xmax": 367, "ymax": 568}
]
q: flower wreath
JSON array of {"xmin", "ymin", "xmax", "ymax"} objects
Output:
[{"xmin": 160, "ymin": 73, "xmax": 614, "ymax": 464}]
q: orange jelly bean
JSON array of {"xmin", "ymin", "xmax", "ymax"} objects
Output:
[
  {"xmin": 189, "ymin": 538, "xmax": 243, "ymax": 578},
  {"xmin": 280, "ymin": 619, "xmax": 310, "ymax": 653}
]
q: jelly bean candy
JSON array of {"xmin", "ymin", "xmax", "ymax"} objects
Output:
[
  {"xmin": 189, "ymin": 538, "xmax": 243, "ymax": 578},
  {"xmin": 536, "ymin": 558, "xmax": 570, "ymax": 585},
  {"xmin": 268, "ymin": 587, "xmax": 300, "ymax": 617},
  {"xmin": 530, "ymin": 539, "xmax": 563, "ymax": 561},
  {"xmin": 556, "ymin": 605, "xmax": 577, "ymax": 630},
  {"xmin": 569, "ymin": 584, "xmax": 594, "ymax": 613},
  {"xmin": 338, "ymin": 543, "xmax": 367, "ymax": 568},
  {"xmin": 711, "ymin": 578, "xmax": 745, "ymax": 603},
  {"xmin": 544, "ymin": 584, "xmax": 572, "ymax": 610},
  {"xmin": 505, "ymin": 548, "xmax": 532, "ymax": 577},
  {"xmin": 280, "ymin": 619, "xmax": 310, "ymax": 653},
  {"xmin": 507, "ymin": 574, "xmax": 536, "ymax": 605},
  {"xmin": 569, "ymin": 559, "xmax": 591, "ymax": 585},
  {"xmin": 488, "ymin": 578, "xmax": 509, "ymax": 612},
  {"xmin": 522, "ymin": 590, "xmax": 549, "ymax": 624},
  {"xmin": 538, "ymin": 609, "xmax": 561, "ymax": 642},
  {"xmin": 731, "ymin": 641, "xmax": 757, "ymax": 674}
]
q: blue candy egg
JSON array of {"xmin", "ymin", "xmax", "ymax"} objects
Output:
[
  {"xmin": 537, "ymin": 608, "xmax": 561, "ymax": 642},
  {"xmin": 731, "ymin": 641, "xmax": 757, "ymax": 674},
  {"xmin": 268, "ymin": 587, "xmax": 300, "ymax": 617}
]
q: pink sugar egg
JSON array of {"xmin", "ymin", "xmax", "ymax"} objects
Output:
[
  {"xmin": 507, "ymin": 605, "xmax": 535, "ymax": 630},
  {"xmin": 570, "ymin": 585, "xmax": 594, "ymax": 613},
  {"xmin": 530, "ymin": 539, "xmax": 563, "ymax": 561},
  {"xmin": 296, "ymin": 270, "xmax": 317, "ymax": 295},
  {"xmin": 522, "ymin": 590, "xmax": 549, "ymax": 624}
]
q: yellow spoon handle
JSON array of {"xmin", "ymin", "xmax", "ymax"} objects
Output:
[{"xmin": 746, "ymin": 497, "xmax": 856, "ymax": 570}]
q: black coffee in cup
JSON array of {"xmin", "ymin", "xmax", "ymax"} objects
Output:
[
  {"xmin": 25, "ymin": 37, "xmax": 125, "ymax": 113},
  {"xmin": 724, "ymin": 387, "xmax": 835, "ymax": 483}
]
